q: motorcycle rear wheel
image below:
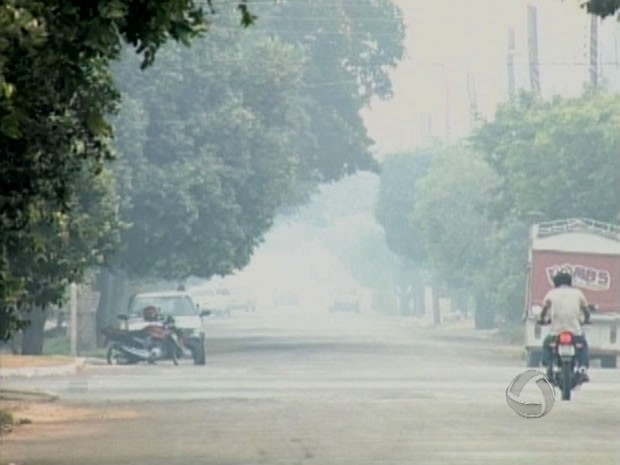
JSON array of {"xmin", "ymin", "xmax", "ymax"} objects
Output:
[
  {"xmin": 106, "ymin": 343, "xmax": 125, "ymax": 365},
  {"xmin": 167, "ymin": 339, "xmax": 179, "ymax": 365},
  {"xmin": 560, "ymin": 361, "xmax": 572, "ymax": 401}
]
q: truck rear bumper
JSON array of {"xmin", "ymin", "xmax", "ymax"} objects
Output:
[{"xmin": 524, "ymin": 317, "xmax": 620, "ymax": 356}]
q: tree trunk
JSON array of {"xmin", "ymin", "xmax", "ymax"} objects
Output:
[
  {"xmin": 474, "ymin": 292, "xmax": 495, "ymax": 329},
  {"xmin": 21, "ymin": 308, "xmax": 47, "ymax": 355},
  {"xmin": 432, "ymin": 286, "xmax": 441, "ymax": 326},
  {"xmin": 96, "ymin": 269, "xmax": 130, "ymax": 347},
  {"xmin": 95, "ymin": 269, "xmax": 112, "ymax": 347}
]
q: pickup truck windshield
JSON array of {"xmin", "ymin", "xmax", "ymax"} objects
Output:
[{"xmin": 130, "ymin": 296, "xmax": 197, "ymax": 317}]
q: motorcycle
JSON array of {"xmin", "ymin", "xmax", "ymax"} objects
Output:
[
  {"xmin": 538, "ymin": 318, "xmax": 591, "ymax": 401},
  {"xmin": 102, "ymin": 314, "xmax": 185, "ymax": 365}
]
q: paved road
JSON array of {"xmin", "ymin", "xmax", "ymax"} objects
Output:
[{"xmin": 2, "ymin": 312, "xmax": 619, "ymax": 465}]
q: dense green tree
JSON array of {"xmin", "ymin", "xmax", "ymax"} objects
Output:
[
  {"xmin": 1, "ymin": 164, "xmax": 122, "ymax": 347},
  {"xmin": 257, "ymin": 0, "xmax": 406, "ymax": 196},
  {"xmin": 583, "ymin": 0, "xmax": 620, "ymax": 17},
  {"xmin": 0, "ymin": 0, "xmax": 249, "ymax": 341},
  {"xmin": 408, "ymin": 145, "xmax": 502, "ymax": 327},
  {"xmin": 410, "ymin": 145, "xmax": 497, "ymax": 289},
  {"xmin": 472, "ymin": 89, "xmax": 620, "ymax": 224},
  {"xmin": 376, "ymin": 89, "xmax": 620, "ymax": 329},
  {"xmin": 110, "ymin": 25, "xmax": 307, "ymax": 282},
  {"xmin": 375, "ymin": 148, "xmax": 434, "ymax": 263},
  {"xmin": 1, "ymin": 0, "xmax": 249, "ymax": 230}
]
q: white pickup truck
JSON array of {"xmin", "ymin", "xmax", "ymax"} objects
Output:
[{"xmin": 523, "ymin": 218, "xmax": 620, "ymax": 369}]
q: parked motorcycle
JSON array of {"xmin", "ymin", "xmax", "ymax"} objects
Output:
[
  {"xmin": 102, "ymin": 314, "xmax": 185, "ymax": 365},
  {"xmin": 538, "ymin": 319, "xmax": 592, "ymax": 401}
]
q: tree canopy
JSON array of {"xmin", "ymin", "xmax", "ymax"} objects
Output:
[
  {"xmin": 472, "ymin": 89, "xmax": 620, "ymax": 224},
  {"xmin": 583, "ymin": 0, "xmax": 620, "ymax": 17},
  {"xmin": 376, "ymin": 147, "xmax": 434, "ymax": 264},
  {"xmin": 376, "ymin": 88, "xmax": 620, "ymax": 328},
  {"xmin": 0, "ymin": 0, "xmax": 249, "ymax": 340},
  {"xmin": 111, "ymin": 27, "xmax": 306, "ymax": 280},
  {"xmin": 108, "ymin": 3, "xmax": 406, "ymax": 282}
]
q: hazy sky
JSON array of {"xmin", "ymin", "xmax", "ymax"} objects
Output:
[{"xmin": 362, "ymin": 0, "xmax": 618, "ymax": 155}]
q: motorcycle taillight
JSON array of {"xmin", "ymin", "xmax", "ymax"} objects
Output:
[{"xmin": 558, "ymin": 332, "xmax": 573, "ymax": 344}]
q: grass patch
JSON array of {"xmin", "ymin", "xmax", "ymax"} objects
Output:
[
  {"xmin": 0, "ymin": 409, "xmax": 14, "ymax": 428},
  {"xmin": 43, "ymin": 335, "xmax": 71, "ymax": 356},
  {"xmin": 43, "ymin": 336, "xmax": 106, "ymax": 358}
]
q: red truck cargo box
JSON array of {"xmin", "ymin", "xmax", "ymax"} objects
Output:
[{"xmin": 530, "ymin": 250, "xmax": 620, "ymax": 312}]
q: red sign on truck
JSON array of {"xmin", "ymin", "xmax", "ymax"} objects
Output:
[{"xmin": 530, "ymin": 250, "xmax": 620, "ymax": 312}]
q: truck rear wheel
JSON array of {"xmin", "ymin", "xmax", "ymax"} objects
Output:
[
  {"xmin": 600, "ymin": 356, "xmax": 617, "ymax": 369},
  {"xmin": 526, "ymin": 350, "xmax": 542, "ymax": 368}
]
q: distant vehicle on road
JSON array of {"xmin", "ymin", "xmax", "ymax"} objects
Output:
[
  {"xmin": 272, "ymin": 292, "xmax": 299, "ymax": 311},
  {"xmin": 226, "ymin": 287, "xmax": 257, "ymax": 313},
  {"xmin": 124, "ymin": 291, "xmax": 210, "ymax": 365},
  {"xmin": 329, "ymin": 289, "xmax": 361, "ymax": 313},
  {"xmin": 193, "ymin": 288, "xmax": 233, "ymax": 317}
]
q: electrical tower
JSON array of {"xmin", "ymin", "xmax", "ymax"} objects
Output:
[
  {"xmin": 507, "ymin": 28, "xmax": 516, "ymax": 100},
  {"xmin": 527, "ymin": 5, "xmax": 541, "ymax": 96},
  {"xmin": 466, "ymin": 72, "xmax": 479, "ymax": 131},
  {"xmin": 590, "ymin": 14, "xmax": 599, "ymax": 86}
]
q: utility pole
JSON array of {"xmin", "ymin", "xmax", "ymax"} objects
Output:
[
  {"xmin": 427, "ymin": 114, "xmax": 433, "ymax": 141},
  {"xmin": 419, "ymin": 114, "xmax": 428, "ymax": 143},
  {"xmin": 527, "ymin": 4, "xmax": 541, "ymax": 96},
  {"xmin": 69, "ymin": 283, "xmax": 78, "ymax": 356},
  {"xmin": 590, "ymin": 14, "xmax": 599, "ymax": 86},
  {"xmin": 444, "ymin": 76, "xmax": 451, "ymax": 141},
  {"xmin": 507, "ymin": 28, "xmax": 516, "ymax": 100},
  {"xmin": 466, "ymin": 72, "xmax": 479, "ymax": 131}
]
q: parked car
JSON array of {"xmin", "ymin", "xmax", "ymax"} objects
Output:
[
  {"xmin": 329, "ymin": 289, "xmax": 361, "ymax": 313},
  {"xmin": 125, "ymin": 291, "xmax": 209, "ymax": 365},
  {"xmin": 227, "ymin": 287, "xmax": 257, "ymax": 313},
  {"xmin": 193, "ymin": 288, "xmax": 233, "ymax": 317}
]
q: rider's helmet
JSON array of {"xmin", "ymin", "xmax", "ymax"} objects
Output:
[
  {"xmin": 142, "ymin": 305, "xmax": 161, "ymax": 322},
  {"xmin": 552, "ymin": 269, "xmax": 573, "ymax": 288}
]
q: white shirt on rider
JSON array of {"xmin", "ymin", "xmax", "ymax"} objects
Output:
[{"xmin": 542, "ymin": 285, "xmax": 588, "ymax": 336}]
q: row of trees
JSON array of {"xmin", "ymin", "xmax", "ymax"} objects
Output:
[
  {"xmin": 1, "ymin": 0, "xmax": 617, "ymax": 347},
  {"xmin": 377, "ymin": 88, "xmax": 620, "ymax": 328},
  {"xmin": 1, "ymin": 0, "xmax": 405, "ymax": 352}
]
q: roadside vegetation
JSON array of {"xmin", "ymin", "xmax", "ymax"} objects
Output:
[
  {"xmin": 0, "ymin": 0, "xmax": 404, "ymax": 353},
  {"xmin": 1, "ymin": 0, "xmax": 618, "ymax": 350},
  {"xmin": 376, "ymin": 89, "xmax": 620, "ymax": 330}
]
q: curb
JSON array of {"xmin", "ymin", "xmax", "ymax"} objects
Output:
[
  {"xmin": 0, "ymin": 358, "xmax": 85, "ymax": 378},
  {"xmin": 0, "ymin": 388, "xmax": 59, "ymax": 402}
]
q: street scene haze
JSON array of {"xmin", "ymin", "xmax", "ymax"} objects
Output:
[{"xmin": 1, "ymin": 1, "xmax": 619, "ymax": 464}]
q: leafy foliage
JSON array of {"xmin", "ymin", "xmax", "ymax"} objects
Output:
[
  {"xmin": 110, "ymin": 3, "xmax": 406, "ymax": 282},
  {"xmin": 1, "ymin": 0, "xmax": 405, "ymax": 341},
  {"xmin": 410, "ymin": 145, "xmax": 498, "ymax": 289},
  {"xmin": 0, "ymin": 164, "xmax": 123, "ymax": 342},
  {"xmin": 259, "ymin": 0, "xmax": 406, "ymax": 189},
  {"xmin": 376, "ymin": 88, "xmax": 620, "ymax": 328},
  {"xmin": 583, "ymin": 0, "xmax": 620, "ymax": 18},
  {"xmin": 0, "ymin": 0, "xmax": 249, "ymax": 341},
  {"xmin": 472, "ymin": 89, "xmax": 620, "ymax": 224},
  {"xmin": 376, "ymin": 148, "xmax": 435, "ymax": 263},
  {"xmin": 110, "ymin": 27, "xmax": 306, "ymax": 280}
]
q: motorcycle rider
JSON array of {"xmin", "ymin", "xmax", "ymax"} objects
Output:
[{"xmin": 538, "ymin": 270, "xmax": 591, "ymax": 382}]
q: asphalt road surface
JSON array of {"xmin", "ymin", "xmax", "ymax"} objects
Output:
[{"xmin": 2, "ymin": 311, "xmax": 619, "ymax": 465}]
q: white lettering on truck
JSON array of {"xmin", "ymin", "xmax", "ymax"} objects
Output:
[{"xmin": 546, "ymin": 264, "xmax": 611, "ymax": 291}]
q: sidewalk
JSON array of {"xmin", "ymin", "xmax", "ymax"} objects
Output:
[{"xmin": 0, "ymin": 355, "xmax": 86, "ymax": 378}]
